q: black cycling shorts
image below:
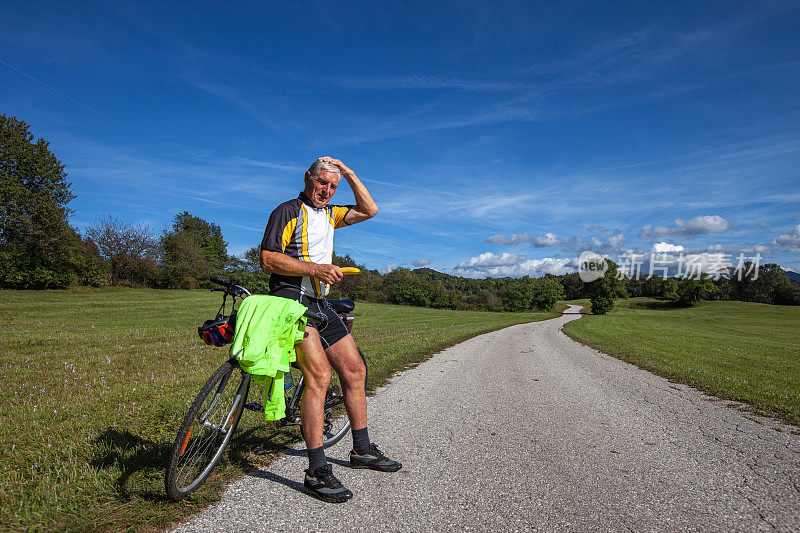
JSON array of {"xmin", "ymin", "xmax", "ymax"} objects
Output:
[{"xmin": 271, "ymin": 289, "xmax": 349, "ymax": 350}]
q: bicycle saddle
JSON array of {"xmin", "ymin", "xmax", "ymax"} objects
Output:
[{"xmin": 326, "ymin": 298, "xmax": 355, "ymax": 314}]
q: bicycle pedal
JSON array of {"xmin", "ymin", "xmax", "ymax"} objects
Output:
[{"xmin": 244, "ymin": 402, "xmax": 264, "ymax": 412}]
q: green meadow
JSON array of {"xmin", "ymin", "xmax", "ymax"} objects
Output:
[
  {"xmin": 0, "ymin": 288, "xmax": 562, "ymax": 532},
  {"xmin": 564, "ymin": 298, "xmax": 800, "ymax": 427}
]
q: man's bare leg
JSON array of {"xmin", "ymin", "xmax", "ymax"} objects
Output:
[
  {"xmin": 325, "ymin": 334, "xmax": 367, "ymax": 431},
  {"xmin": 295, "ymin": 328, "xmax": 354, "ymax": 503},
  {"xmin": 295, "ymin": 328, "xmax": 330, "ymax": 450},
  {"xmin": 326, "ymin": 334, "xmax": 402, "ymax": 472}
]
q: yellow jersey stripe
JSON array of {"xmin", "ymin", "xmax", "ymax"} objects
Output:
[
  {"xmin": 281, "ymin": 218, "xmax": 298, "ymax": 252},
  {"xmin": 300, "ymin": 205, "xmax": 310, "ymax": 261}
]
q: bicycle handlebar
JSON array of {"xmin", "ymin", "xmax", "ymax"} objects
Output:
[{"xmin": 210, "ymin": 275, "xmax": 233, "ymax": 287}]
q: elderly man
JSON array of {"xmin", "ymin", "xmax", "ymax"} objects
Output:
[{"xmin": 260, "ymin": 157, "xmax": 401, "ymax": 503}]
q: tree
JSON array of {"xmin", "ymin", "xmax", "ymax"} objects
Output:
[
  {"xmin": 330, "ymin": 252, "xmax": 362, "ymax": 299},
  {"xmin": 756, "ymin": 264, "xmax": 800, "ymax": 305},
  {"xmin": 559, "ymin": 273, "xmax": 584, "ymax": 300},
  {"xmin": 86, "ymin": 216, "xmax": 158, "ymax": 286},
  {"xmin": 498, "ymin": 278, "xmax": 531, "ymax": 312},
  {"xmin": 383, "ymin": 267, "xmax": 431, "ymax": 307},
  {"xmin": 223, "ymin": 246, "xmax": 270, "ymax": 294},
  {"xmin": 76, "ymin": 236, "xmax": 107, "ymax": 286},
  {"xmin": 159, "ymin": 212, "xmax": 229, "ymax": 288},
  {"xmin": 0, "ymin": 115, "xmax": 85, "ymax": 288},
  {"xmin": 529, "ymin": 276, "xmax": 565, "ymax": 311},
  {"xmin": 716, "ymin": 263, "xmax": 799, "ymax": 305},
  {"xmin": 674, "ymin": 275, "xmax": 715, "ymax": 307},
  {"xmin": 584, "ymin": 258, "xmax": 622, "ymax": 315}
]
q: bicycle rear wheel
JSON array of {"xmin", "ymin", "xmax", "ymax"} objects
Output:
[{"xmin": 165, "ymin": 359, "xmax": 251, "ymax": 501}]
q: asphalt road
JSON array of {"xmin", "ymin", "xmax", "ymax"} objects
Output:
[{"xmin": 175, "ymin": 305, "xmax": 800, "ymax": 532}]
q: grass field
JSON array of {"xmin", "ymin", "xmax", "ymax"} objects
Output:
[
  {"xmin": 0, "ymin": 288, "xmax": 562, "ymax": 532},
  {"xmin": 564, "ymin": 298, "xmax": 800, "ymax": 427}
]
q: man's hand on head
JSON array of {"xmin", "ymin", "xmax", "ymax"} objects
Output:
[
  {"xmin": 315, "ymin": 156, "xmax": 378, "ymax": 223},
  {"xmin": 313, "ymin": 263, "xmax": 344, "ymax": 285},
  {"xmin": 317, "ymin": 156, "xmax": 353, "ymax": 177}
]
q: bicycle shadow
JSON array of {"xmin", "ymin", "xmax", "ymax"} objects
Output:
[
  {"xmin": 90, "ymin": 424, "xmax": 351, "ymax": 502},
  {"xmin": 90, "ymin": 428, "xmax": 173, "ymax": 502}
]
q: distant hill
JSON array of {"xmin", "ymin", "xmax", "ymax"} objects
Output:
[{"xmin": 787, "ymin": 270, "xmax": 800, "ymax": 281}]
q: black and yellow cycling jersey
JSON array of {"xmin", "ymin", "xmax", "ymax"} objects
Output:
[{"xmin": 260, "ymin": 192, "xmax": 352, "ymax": 299}]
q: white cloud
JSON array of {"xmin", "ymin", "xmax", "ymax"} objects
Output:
[
  {"xmin": 456, "ymin": 252, "xmax": 527, "ymax": 269},
  {"xmin": 587, "ymin": 225, "xmax": 609, "ymax": 232},
  {"xmin": 641, "ymin": 215, "xmax": 731, "ymax": 239},
  {"xmin": 680, "ymin": 243, "xmax": 771, "ymax": 255},
  {"xmin": 452, "ymin": 252, "xmax": 575, "ymax": 278},
  {"xmin": 608, "ymin": 233, "xmax": 627, "ymax": 249},
  {"xmin": 757, "ymin": 221, "xmax": 770, "ymax": 230},
  {"xmin": 484, "ymin": 231, "xmax": 560, "ymax": 247},
  {"xmin": 380, "ymin": 264, "xmax": 399, "ymax": 274},
  {"xmin": 562, "ymin": 233, "xmax": 626, "ymax": 254},
  {"xmin": 485, "ymin": 233, "xmax": 532, "ymax": 245},
  {"xmin": 532, "ymin": 232, "xmax": 559, "ymax": 247},
  {"xmin": 652, "ymin": 242, "xmax": 685, "ymax": 253},
  {"xmin": 771, "ymin": 224, "xmax": 800, "ymax": 253},
  {"xmin": 412, "ymin": 258, "xmax": 431, "ymax": 267}
]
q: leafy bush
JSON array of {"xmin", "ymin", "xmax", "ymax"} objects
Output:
[
  {"xmin": 590, "ymin": 295, "xmax": 614, "ymax": 315},
  {"xmin": 674, "ymin": 277, "xmax": 715, "ymax": 307},
  {"xmin": 86, "ymin": 216, "xmax": 159, "ymax": 286},
  {"xmin": 662, "ymin": 278, "xmax": 679, "ymax": 300}
]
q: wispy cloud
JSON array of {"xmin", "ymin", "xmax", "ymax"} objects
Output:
[
  {"xmin": 235, "ymin": 158, "xmax": 305, "ymax": 172},
  {"xmin": 179, "ymin": 69, "xmax": 283, "ymax": 130},
  {"xmin": 323, "ymin": 101, "xmax": 543, "ymax": 146},
  {"xmin": 329, "ymin": 74, "xmax": 528, "ymax": 91},
  {"xmin": 0, "ymin": 59, "xmax": 121, "ymax": 125}
]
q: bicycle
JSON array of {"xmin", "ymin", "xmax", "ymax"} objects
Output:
[{"xmin": 165, "ymin": 275, "xmax": 366, "ymax": 502}]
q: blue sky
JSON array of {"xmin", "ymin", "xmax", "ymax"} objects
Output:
[{"xmin": 3, "ymin": 1, "xmax": 800, "ymax": 277}]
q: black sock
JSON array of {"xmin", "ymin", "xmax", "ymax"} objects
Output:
[
  {"xmin": 307, "ymin": 446, "xmax": 327, "ymax": 472},
  {"xmin": 351, "ymin": 427, "xmax": 370, "ymax": 455}
]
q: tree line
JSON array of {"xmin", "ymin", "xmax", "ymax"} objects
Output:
[{"xmin": 329, "ymin": 256, "xmax": 800, "ymax": 313}]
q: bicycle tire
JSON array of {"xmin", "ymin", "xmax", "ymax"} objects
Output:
[{"xmin": 165, "ymin": 359, "xmax": 250, "ymax": 501}]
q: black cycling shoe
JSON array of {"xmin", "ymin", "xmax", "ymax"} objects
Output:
[
  {"xmin": 349, "ymin": 443, "xmax": 402, "ymax": 472},
  {"xmin": 303, "ymin": 464, "xmax": 353, "ymax": 503}
]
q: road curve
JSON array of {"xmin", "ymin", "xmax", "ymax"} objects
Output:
[{"xmin": 175, "ymin": 305, "xmax": 800, "ymax": 532}]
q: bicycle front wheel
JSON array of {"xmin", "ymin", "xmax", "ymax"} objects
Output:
[{"xmin": 165, "ymin": 359, "xmax": 251, "ymax": 501}]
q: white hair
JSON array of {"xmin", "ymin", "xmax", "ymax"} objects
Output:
[{"xmin": 306, "ymin": 160, "xmax": 341, "ymax": 179}]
